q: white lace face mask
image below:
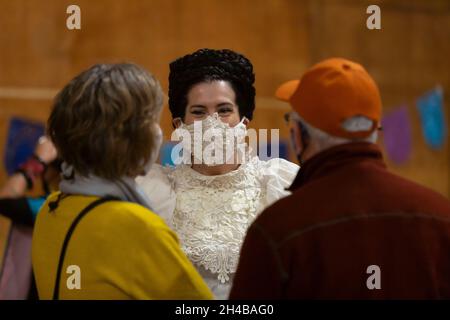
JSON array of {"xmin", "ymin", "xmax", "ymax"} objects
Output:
[{"xmin": 173, "ymin": 113, "xmax": 248, "ymax": 166}]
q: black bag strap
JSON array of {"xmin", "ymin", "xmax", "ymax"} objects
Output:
[{"xmin": 52, "ymin": 196, "xmax": 119, "ymax": 300}]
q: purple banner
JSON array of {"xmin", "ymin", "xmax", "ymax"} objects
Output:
[{"xmin": 381, "ymin": 105, "xmax": 412, "ymax": 165}]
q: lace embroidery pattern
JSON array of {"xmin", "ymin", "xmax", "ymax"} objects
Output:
[{"xmin": 169, "ymin": 159, "xmax": 265, "ymax": 283}]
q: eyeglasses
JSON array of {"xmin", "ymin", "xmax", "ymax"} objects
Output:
[{"xmin": 283, "ymin": 111, "xmax": 302, "ymax": 125}]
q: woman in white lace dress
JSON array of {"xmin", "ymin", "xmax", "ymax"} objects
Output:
[{"xmin": 137, "ymin": 49, "xmax": 299, "ymax": 299}]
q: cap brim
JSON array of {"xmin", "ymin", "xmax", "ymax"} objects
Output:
[{"xmin": 275, "ymin": 79, "xmax": 300, "ymax": 101}]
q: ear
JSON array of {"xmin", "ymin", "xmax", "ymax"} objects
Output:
[
  {"xmin": 290, "ymin": 124, "xmax": 303, "ymax": 156},
  {"xmin": 242, "ymin": 117, "xmax": 250, "ymax": 126},
  {"xmin": 172, "ymin": 118, "xmax": 182, "ymax": 128}
]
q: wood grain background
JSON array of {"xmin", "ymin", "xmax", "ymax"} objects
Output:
[{"xmin": 1, "ymin": 0, "xmax": 449, "ymax": 264}]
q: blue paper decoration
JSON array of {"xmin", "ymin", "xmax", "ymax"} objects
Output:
[
  {"xmin": 416, "ymin": 87, "xmax": 447, "ymax": 149},
  {"xmin": 3, "ymin": 117, "xmax": 45, "ymax": 175}
]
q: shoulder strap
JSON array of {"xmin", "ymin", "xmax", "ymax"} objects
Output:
[{"xmin": 52, "ymin": 196, "xmax": 119, "ymax": 300}]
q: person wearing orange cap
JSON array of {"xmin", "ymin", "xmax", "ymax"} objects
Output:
[{"xmin": 230, "ymin": 58, "xmax": 450, "ymax": 299}]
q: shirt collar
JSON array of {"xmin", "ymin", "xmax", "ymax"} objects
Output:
[{"xmin": 288, "ymin": 142, "xmax": 386, "ymax": 191}]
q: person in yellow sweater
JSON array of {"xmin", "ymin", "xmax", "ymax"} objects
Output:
[{"xmin": 32, "ymin": 63, "xmax": 213, "ymax": 300}]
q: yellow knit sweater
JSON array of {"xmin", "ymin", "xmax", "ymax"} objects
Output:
[{"xmin": 32, "ymin": 192, "xmax": 213, "ymax": 300}]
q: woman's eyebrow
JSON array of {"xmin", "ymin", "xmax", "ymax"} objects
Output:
[
  {"xmin": 189, "ymin": 105, "xmax": 207, "ymax": 109},
  {"xmin": 216, "ymin": 102, "xmax": 234, "ymax": 107}
]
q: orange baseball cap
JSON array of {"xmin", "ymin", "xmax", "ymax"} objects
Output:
[{"xmin": 275, "ymin": 58, "xmax": 382, "ymax": 139}]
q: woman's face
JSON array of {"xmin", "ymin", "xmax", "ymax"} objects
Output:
[{"xmin": 179, "ymin": 80, "xmax": 242, "ymax": 127}]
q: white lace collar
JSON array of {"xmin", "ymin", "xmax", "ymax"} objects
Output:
[{"xmin": 168, "ymin": 157, "xmax": 265, "ymax": 283}]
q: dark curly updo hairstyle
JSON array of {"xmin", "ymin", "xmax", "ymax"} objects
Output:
[{"xmin": 168, "ymin": 48, "xmax": 256, "ymax": 120}]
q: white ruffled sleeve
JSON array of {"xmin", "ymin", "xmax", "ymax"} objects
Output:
[
  {"xmin": 258, "ymin": 158, "xmax": 300, "ymax": 209},
  {"xmin": 136, "ymin": 164, "xmax": 176, "ymax": 226}
]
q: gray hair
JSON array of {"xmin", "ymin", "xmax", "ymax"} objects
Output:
[{"xmin": 296, "ymin": 114, "xmax": 378, "ymax": 150}]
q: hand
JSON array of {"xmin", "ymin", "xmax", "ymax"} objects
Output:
[{"xmin": 34, "ymin": 136, "xmax": 58, "ymax": 164}]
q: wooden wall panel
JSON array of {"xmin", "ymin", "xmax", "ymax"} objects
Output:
[
  {"xmin": 0, "ymin": 0, "xmax": 310, "ymax": 163},
  {"xmin": 308, "ymin": 0, "xmax": 450, "ymax": 198},
  {"xmin": 0, "ymin": 0, "xmax": 448, "ymax": 197}
]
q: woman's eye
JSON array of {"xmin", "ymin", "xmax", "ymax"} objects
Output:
[
  {"xmin": 218, "ymin": 108, "xmax": 232, "ymax": 114},
  {"xmin": 191, "ymin": 110, "xmax": 205, "ymax": 115}
]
